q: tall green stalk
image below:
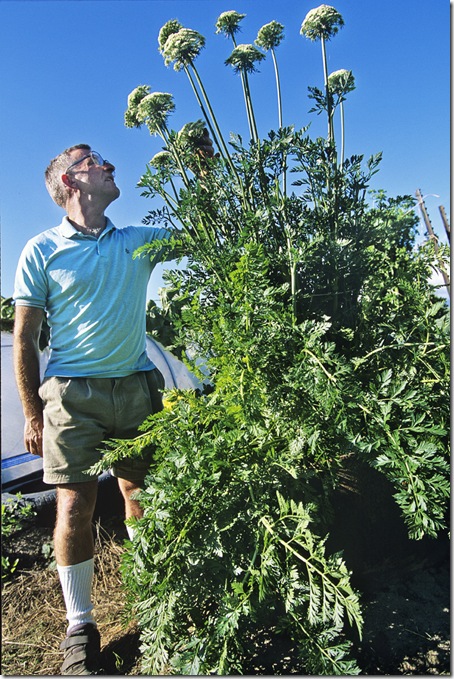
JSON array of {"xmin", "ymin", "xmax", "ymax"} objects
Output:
[
  {"xmin": 300, "ymin": 5, "xmax": 344, "ymax": 150},
  {"xmin": 270, "ymin": 48, "xmax": 283, "ymax": 130},
  {"xmin": 328, "ymin": 69, "xmax": 356, "ymax": 171},
  {"xmin": 320, "ymin": 35, "xmax": 334, "ymax": 145},
  {"xmin": 233, "ymin": 40, "xmax": 255, "ymax": 142},
  {"xmin": 184, "ymin": 62, "xmax": 241, "ymax": 183},
  {"xmin": 226, "ymin": 38, "xmax": 260, "ymax": 144},
  {"xmin": 269, "ymin": 47, "xmax": 287, "ymax": 198},
  {"xmin": 339, "ymin": 100, "xmax": 345, "ymax": 170},
  {"xmin": 241, "ymin": 66, "xmax": 259, "ymax": 144},
  {"xmin": 180, "ymin": 57, "xmax": 251, "ymax": 213}
]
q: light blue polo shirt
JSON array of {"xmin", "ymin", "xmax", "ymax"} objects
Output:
[{"xmin": 14, "ymin": 217, "xmax": 169, "ymax": 378}]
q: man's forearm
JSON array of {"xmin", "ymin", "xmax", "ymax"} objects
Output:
[
  {"xmin": 13, "ymin": 306, "xmax": 45, "ymax": 420},
  {"xmin": 14, "ymin": 332, "xmax": 43, "ymax": 420},
  {"xmin": 13, "ymin": 312, "xmax": 45, "ymax": 458}
]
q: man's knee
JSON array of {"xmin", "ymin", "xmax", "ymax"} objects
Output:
[
  {"xmin": 118, "ymin": 477, "xmax": 142, "ymax": 494},
  {"xmin": 56, "ymin": 481, "xmax": 98, "ymax": 526},
  {"xmin": 117, "ymin": 478, "xmax": 144, "ymax": 520}
]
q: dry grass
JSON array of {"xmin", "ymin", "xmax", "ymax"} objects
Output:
[{"xmin": 2, "ymin": 518, "xmax": 142, "ymax": 676}]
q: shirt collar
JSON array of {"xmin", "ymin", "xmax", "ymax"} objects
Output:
[{"xmin": 59, "ymin": 216, "xmax": 116, "ymax": 239}]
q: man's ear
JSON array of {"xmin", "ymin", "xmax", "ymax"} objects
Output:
[{"xmin": 61, "ymin": 173, "xmax": 76, "ymax": 188}]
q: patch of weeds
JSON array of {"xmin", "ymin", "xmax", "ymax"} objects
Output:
[
  {"xmin": 2, "ymin": 494, "xmax": 36, "ymax": 580},
  {"xmin": 41, "ymin": 541, "xmax": 57, "ymax": 570}
]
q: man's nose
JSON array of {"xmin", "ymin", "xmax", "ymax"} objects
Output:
[{"xmin": 104, "ymin": 161, "xmax": 116, "ymax": 177}]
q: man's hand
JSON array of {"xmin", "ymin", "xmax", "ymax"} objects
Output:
[
  {"xmin": 24, "ymin": 414, "xmax": 44, "ymax": 457},
  {"xmin": 195, "ymin": 128, "xmax": 215, "ymax": 160},
  {"xmin": 191, "ymin": 128, "xmax": 217, "ymax": 178}
]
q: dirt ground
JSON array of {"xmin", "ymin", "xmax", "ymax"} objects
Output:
[{"xmin": 1, "ymin": 474, "xmax": 450, "ymax": 676}]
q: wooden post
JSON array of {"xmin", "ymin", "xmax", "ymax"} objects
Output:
[
  {"xmin": 438, "ymin": 205, "xmax": 450, "ymax": 243},
  {"xmin": 415, "ymin": 189, "xmax": 450, "ymax": 298}
]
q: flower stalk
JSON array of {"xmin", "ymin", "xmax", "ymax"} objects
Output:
[
  {"xmin": 301, "ymin": 4, "xmax": 344, "ymax": 146},
  {"xmin": 225, "ymin": 44, "xmax": 264, "ymax": 144},
  {"xmin": 255, "ymin": 21, "xmax": 284, "ymax": 129},
  {"xmin": 327, "ymin": 69, "xmax": 355, "ymax": 169},
  {"xmin": 216, "ymin": 12, "xmax": 261, "ymax": 144},
  {"xmin": 256, "ymin": 21, "xmax": 287, "ymax": 196},
  {"xmin": 160, "ymin": 23, "xmax": 240, "ymax": 185}
]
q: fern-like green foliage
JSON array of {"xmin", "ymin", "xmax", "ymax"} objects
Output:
[
  {"xmin": 92, "ymin": 126, "xmax": 449, "ymax": 673},
  {"xmin": 98, "ymin": 9, "xmax": 450, "ymax": 674}
]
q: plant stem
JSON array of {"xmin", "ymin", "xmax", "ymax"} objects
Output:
[
  {"xmin": 228, "ymin": 33, "xmax": 259, "ymax": 144},
  {"xmin": 241, "ymin": 70, "xmax": 259, "ymax": 144},
  {"xmin": 320, "ymin": 35, "xmax": 333, "ymax": 145},
  {"xmin": 260, "ymin": 515, "xmax": 362, "ymax": 635},
  {"xmin": 271, "ymin": 49, "xmax": 283, "ymax": 130},
  {"xmin": 270, "ymin": 47, "xmax": 287, "ymax": 197},
  {"xmin": 185, "ymin": 61, "xmax": 249, "ymax": 209},
  {"xmin": 161, "ymin": 124, "xmax": 191, "ymax": 190},
  {"xmin": 183, "ymin": 66, "xmax": 222, "ymax": 152},
  {"xmin": 181, "ymin": 62, "xmax": 254, "ymax": 228},
  {"xmin": 339, "ymin": 101, "xmax": 345, "ymax": 170}
]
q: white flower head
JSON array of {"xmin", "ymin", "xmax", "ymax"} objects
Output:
[
  {"xmin": 137, "ymin": 92, "xmax": 175, "ymax": 135},
  {"xmin": 177, "ymin": 120, "xmax": 206, "ymax": 144},
  {"xmin": 225, "ymin": 43, "xmax": 266, "ymax": 74},
  {"xmin": 162, "ymin": 28, "xmax": 206, "ymax": 71},
  {"xmin": 149, "ymin": 150, "xmax": 176, "ymax": 170},
  {"xmin": 328, "ymin": 69, "xmax": 355, "ymax": 95},
  {"xmin": 215, "ymin": 11, "xmax": 246, "ymax": 38},
  {"xmin": 300, "ymin": 4, "xmax": 344, "ymax": 41},
  {"xmin": 124, "ymin": 85, "xmax": 151, "ymax": 128},
  {"xmin": 255, "ymin": 21, "xmax": 284, "ymax": 51},
  {"xmin": 158, "ymin": 19, "xmax": 183, "ymax": 52}
]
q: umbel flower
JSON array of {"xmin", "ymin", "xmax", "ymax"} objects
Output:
[
  {"xmin": 328, "ymin": 69, "xmax": 355, "ymax": 96},
  {"xmin": 149, "ymin": 150, "xmax": 175, "ymax": 170},
  {"xmin": 177, "ymin": 120, "xmax": 207, "ymax": 146},
  {"xmin": 158, "ymin": 19, "xmax": 183, "ymax": 52},
  {"xmin": 124, "ymin": 85, "xmax": 151, "ymax": 128},
  {"xmin": 215, "ymin": 11, "xmax": 246, "ymax": 39},
  {"xmin": 255, "ymin": 20, "xmax": 284, "ymax": 50},
  {"xmin": 137, "ymin": 92, "xmax": 175, "ymax": 135},
  {"xmin": 225, "ymin": 44, "xmax": 266, "ymax": 74},
  {"xmin": 300, "ymin": 4, "xmax": 344, "ymax": 41},
  {"xmin": 162, "ymin": 28, "xmax": 206, "ymax": 70}
]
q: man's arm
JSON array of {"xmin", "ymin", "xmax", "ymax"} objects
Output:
[{"xmin": 13, "ymin": 306, "xmax": 45, "ymax": 457}]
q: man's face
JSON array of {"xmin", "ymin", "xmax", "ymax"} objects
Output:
[{"xmin": 64, "ymin": 148, "xmax": 120, "ymax": 205}]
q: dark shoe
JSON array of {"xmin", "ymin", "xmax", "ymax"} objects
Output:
[{"xmin": 60, "ymin": 623, "xmax": 101, "ymax": 675}]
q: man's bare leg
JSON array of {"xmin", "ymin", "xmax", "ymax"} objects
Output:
[
  {"xmin": 117, "ymin": 477, "xmax": 144, "ymax": 540},
  {"xmin": 54, "ymin": 480, "xmax": 98, "ymax": 566},
  {"xmin": 55, "ymin": 477, "xmax": 99, "ymax": 655}
]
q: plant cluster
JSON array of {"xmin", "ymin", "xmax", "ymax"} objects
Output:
[
  {"xmin": 1, "ymin": 295, "xmax": 50, "ymax": 348},
  {"xmin": 2, "ymin": 495, "xmax": 36, "ymax": 580},
  {"xmin": 1, "ymin": 296, "xmax": 15, "ymax": 332},
  {"xmin": 92, "ymin": 5, "xmax": 450, "ymax": 675}
]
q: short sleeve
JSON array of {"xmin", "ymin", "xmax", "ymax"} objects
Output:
[{"xmin": 13, "ymin": 241, "xmax": 48, "ymax": 309}]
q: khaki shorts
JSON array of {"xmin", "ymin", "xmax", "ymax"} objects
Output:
[{"xmin": 38, "ymin": 369, "xmax": 164, "ymax": 485}]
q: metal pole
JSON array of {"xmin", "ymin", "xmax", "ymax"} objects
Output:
[
  {"xmin": 415, "ymin": 189, "xmax": 450, "ymax": 298},
  {"xmin": 438, "ymin": 205, "xmax": 450, "ymax": 243}
]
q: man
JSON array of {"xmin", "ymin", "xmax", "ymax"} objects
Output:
[{"xmin": 13, "ymin": 139, "xmax": 212, "ymax": 674}]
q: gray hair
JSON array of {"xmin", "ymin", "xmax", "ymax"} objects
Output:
[{"xmin": 44, "ymin": 144, "xmax": 90, "ymax": 208}]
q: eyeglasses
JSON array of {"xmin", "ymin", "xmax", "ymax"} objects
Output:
[{"xmin": 65, "ymin": 151, "xmax": 110, "ymax": 174}]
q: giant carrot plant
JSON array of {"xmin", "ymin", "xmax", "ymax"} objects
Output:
[{"xmin": 92, "ymin": 5, "xmax": 450, "ymax": 674}]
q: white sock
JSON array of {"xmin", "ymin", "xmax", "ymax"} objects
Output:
[
  {"xmin": 126, "ymin": 525, "xmax": 135, "ymax": 540},
  {"xmin": 57, "ymin": 558, "xmax": 96, "ymax": 631}
]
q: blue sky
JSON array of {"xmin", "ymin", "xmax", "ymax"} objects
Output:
[{"xmin": 0, "ymin": 0, "xmax": 450, "ymax": 300}]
